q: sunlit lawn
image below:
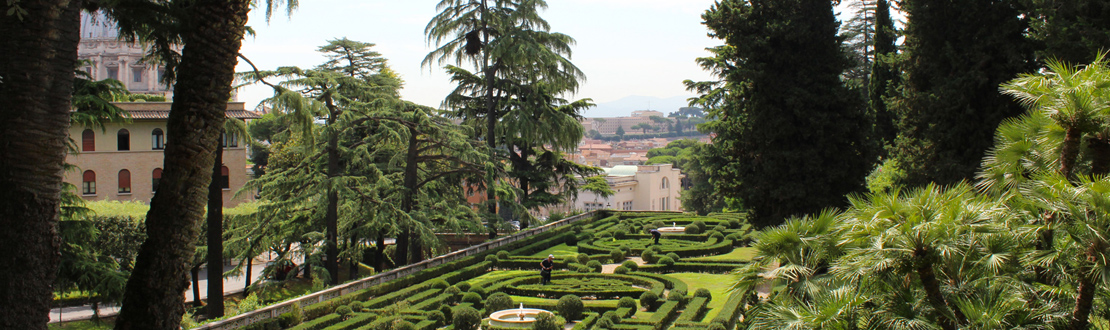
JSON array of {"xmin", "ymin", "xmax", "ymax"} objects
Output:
[
  {"xmin": 49, "ymin": 319, "xmax": 113, "ymax": 330},
  {"xmin": 686, "ymin": 247, "xmax": 757, "ymax": 262},
  {"xmin": 528, "ymin": 243, "xmax": 578, "ymax": 259},
  {"xmin": 668, "ymin": 273, "xmax": 736, "ymax": 321}
]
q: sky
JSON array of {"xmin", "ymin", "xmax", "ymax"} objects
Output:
[{"xmin": 234, "ymin": 0, "xmax": 723, "ymax": 114}]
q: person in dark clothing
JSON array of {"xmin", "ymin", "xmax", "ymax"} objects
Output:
[
  {"xmin": 649, "ymin": 228, "xmax": 661, "ymax": 245},
  {"xmin": 540, "ymin": 254, "xmax": 555, "ymax": 285}
]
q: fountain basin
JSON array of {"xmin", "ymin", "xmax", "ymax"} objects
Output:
[
  {"xmin": 656, "ymin": 226, "xmax": 685, "ymax": 234},
  {"xmin": 488, "ymin": 308, "xmax": 552, "ymax": 327}
]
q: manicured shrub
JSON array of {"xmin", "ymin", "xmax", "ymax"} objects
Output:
[
  {"xmin": 532, "ymin": 312, "xmax": 563, "ymax": 330},
  {"xmin": 619, "ymin": 246, "xmax": 631, "ymax": 254},
  {"xmin": 728, "ymin": 219, "xmax": 741, "ymax": 229},
  {"xmin": 497, "ymin": 250, "xmax": 510, "ymax": 259},
  {"xmin": 595, "ymin": 317, "xmax": 613, "ymax": 329},
  {"xmin": 485, "ymin": 254, "xmax": 499, "ymax": 265},
  {"xmin": 658, "ymin": 256, "xmax": 675, "ymax": 267},
  {"xmin": 395, "ymin": 320, "xmax": 415, "ymax": 330},
  {"xmin": 613, "ymin": 265, "xmax": 630, "ymax": 274},
  {"xmin": 684, "ymin": 226, "xmax": 700, "ymax": 234},
  {"xmin": 652, "ymin": 221, "xmax": 665, "ymax": 228},
  {"xmin": 577, "ymin": 253, "xmax": 590, "ymax": 264},
  {"xmin": 613, "ymin": 230, "xmax": 626, "ymax": 239},
  {"xmin": 707, "ymin": 324, "xmax": 726, "ymax": 330},
  {"xmin": 639, "ymin": 291, "xmax": 659, "ymax": 311},
  {"xmin": 621, "ymin": 260, "xmax": 639, "ymax": 270},
  {"xmin": 468, "ymin": 286, "xmax": 487, "ymax": 298},
  {"xmin": 693, "ymin": 220, "xmax": 707, "ymax": 231},
  {"xmin": 610, "ymin": 249, "xmax": 624, "ymax": 261},
  {"xmin": 562, "ymin": 256, "xmax": 577, "ymax": 265},
  {"xmin": 713, "ymin": 225, "xmax": 727, "ymax": 232},
  {"xmin": 586, "ymin": 260, "xmax": 603, "ymax": 273},
  {"xmin": 445, "ymin": 285, "xmax": 463, "ymax": 302},
  {"xmin": 461, "ymin": 292, "xmax": 482, "ymax": 306},
  {"xmin": 575, "ymin": 264, "xmax": 591, "ymax": 273},
  {"xmin": 455, "ymin": 282, "xmax": 472, "ymax": 292},
  {"xmin": 710, "ymin": 231, "xmax": 725, "ymax": 240},
  {"xmin": 694, "ymin": 288, "xmax": 712, "ymax": 301},
  {"xmin": 666, "ymin": 252, "xmax": 680, "ymax": 262},
  {"xmin": 278, "ymin": 303, "xmax": 304, "ymax": 328},
  {"xmin": 486, "ymin": 292, "xmax": 514, "ymax": 312},
  {"xmin": 334, "ymin": 305, "xmax": 352, "ymax": 318},
  {"xmin": 557, "ymin": 294, "xmax": 585, "ymax": 320},
  {"xmin": 430, "ymin": 279, "xmax": 450, "ymax": 290},
  {"xmin": 452, "ymin": 306, "xmax": 481, "ymax": 330},
  {"xmin": 668, "ymin": 288, "xmax": 687, "ymax": 303},
  {"xmin": 603, "ymin": 310, "xmax": 622, "ymax": 323},
  {"xmin": 428, "ymin": 310, "xmax": 446, "ymax": 327},
  {"xmin": 641, "ymin": 250, "xmax": 656, "ymax": 264},
  {"xmin": 618, "ymin": 296, "xmax": 637, "ymax": 309},
  {"xmin": 348, "ymin": 301, "xmax": 365, "ymax": 312},
  {"xmin": 440, "ymin": 305, "xmax": 453, "ymax": 321}
]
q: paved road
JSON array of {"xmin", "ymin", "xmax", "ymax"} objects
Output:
[{"xmin": 50, "ymin": 261, "xmax": 268, "ymax": 323}]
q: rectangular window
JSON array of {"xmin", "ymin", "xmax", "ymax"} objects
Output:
[
  {"xmin": 82, "ymin": 182, "xmax": 96, "ymax": 195},
  {"xmin": 132, "ymin": 67, "xmax": 143, "ymax": 82},
  {"xmin": 107, "ymin": 67, "xmax": 118, "ymax": 80}
]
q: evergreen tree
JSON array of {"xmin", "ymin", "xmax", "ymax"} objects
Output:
[
  {"xmin": 700, "ymin": 0, "xmax": 873, "ymax": 228},
  {"xmin": 1026, "ymin": 0, "xmax": 1110, "ymax": 65},
  {"xmin": 868, "ymin": 0, "xmax": 898, "ymax": 148},
  {"xmin": 888, "ymin": 0, "xmax": 1035, "ymax": 187}
]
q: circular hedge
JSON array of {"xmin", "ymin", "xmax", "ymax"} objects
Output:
[{"xmin": 500, "ymin": 273, "xmax": 665, "ymax": 299}]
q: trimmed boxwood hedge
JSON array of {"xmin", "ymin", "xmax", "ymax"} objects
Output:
[
  {"xmin": 710, "ymin": 288, "xmax": 748, "ymax": 330},
  {"xmin": 500, "ymin": 273, "xmax": 665, "ymax": 299},
  {"xmin": 320, "ymin": 312, "xmax": 376, "ymax": 330},
  {"xmin": 287, "ymin": 313, "xmax": 341, "ymax": 330},
  {"xmin": 676, "ymin": 297, "xmax": 708, "ymax": 322}
]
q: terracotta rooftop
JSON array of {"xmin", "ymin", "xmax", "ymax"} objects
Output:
[{"xmin": 125, "ymin": 109, "xmax": 261, "ymax": 120}]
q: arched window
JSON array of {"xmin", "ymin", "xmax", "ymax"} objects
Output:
[
  {"xmin": 151, "ymin": 128, "xmax": 164, "ymax": 150},
  {"xmin": 118, "ymin": 169, "xmax": 131, "ymax": 193},
  {"xmin": 152, "ymin": 168, "xmax": 162, "ymax": 192},
  {"xmin": 117, "ymin": 129, "xmax": 130, "ymax": 151},
  {"xmin": 661, "ymin": 177, "xmax": 669, "ymax": 189},
  {"xmin": 82, "ymin": 170, "xmax": 96, "ymax": 195},
  {"xmin": 81, "ymin": 129, "xmax": 95, "ymax": 152},
  {"xmin": 220, "ymin": 166, "xmax": 230, "ymax": 189}
]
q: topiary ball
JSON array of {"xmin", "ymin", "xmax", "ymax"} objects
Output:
[
  {"xmin": 556, "ymin": 294, "xmax": 585, "ymax": 320},
  {"xmin": 577, "ymin": 253, "xmax": 590, "ymax": 264},
  {"xmin": 334, "ymin": 305, "xmax": 352, "ymax": 317},
  {"xmin": 445, "ymin": 286, "xmax": 462, "ymax": 304},
  {"xmin": 393, "ymin": 320, "xmax": 414, "ymax": 330},
  {"xmin": 586, "ymin": 260, "xmax": 603, "ymax": 273},
  {"xmin": 640, "ymin": 250, "xmax": 656, "ymax": 264},
  {"xmin": 532, "ymin": 312, "xmax": 563, "ymax": 330},
  {"xmin": 455, "ymin": 281, "xmax": 472, "ymax": 292},
  {"xmin": 497, "ymin": 250, "xmax": 510, "ymax": 259},
  {"xmin": 347, "ymin": 301, "xmax": 364, "ymax": 312},
  {"xmin": 710, "ymin": 231, "xmax": 725, "ymax": 240},
  {"xmin": 468, "ymin": 286, "xmax": 487, "ymax": 298},
  {"xmin": 427, "ymin": 310, "xmax": 446, "ymax": 327},
  {"xmin": 684, "ymin": 226, "xmax": 701, "ymax": 234},
  {"xmin": 452, "ymin": 306, "xmax": 481, "ymax": 330},
  {"xmin": 639, "ymin": 291, "xmax": 659, "ymax": 311},
  {"xmin": 613, "ymin": 265, "xmax": 629, "ymax": 274},
  {"xmin": 694, "ymin": 288, "xmax": 712, "ymax": 302},
  {"xmin": 610, "ymin": 249, "xmax": 624, "ymax": 261},
  {"xmin": 485, "ymin": 254, "xmax": 499, "ymax": 265},
  {"xmin": 666, "ymin": 252, "xmax": 680, "ymax": 262},
  {"xmin": 486, "ymin": 292, "xmax": 514, "ymax": 312},
  {"xmin": 693, "ymin": 220, "xmax": 707, "ymax": 231},
  {"xmin": 667, "ymin": 288, "xmax": 687, "ymax": 303},
  {"xmin": 728, "ymin": 219, "xmax": 741, "ymax": 229},
  {"xmin": 713, "ymin": 225, "xmax": 727, "ymax": 232},
  {"xmin": 575, "ymin": 265, "xmax": 591, "ymax": 273},
  {"xmin": 562, "ymin": 256, "xmax": 577, "ymax": 265},
  {"xmin": 602, "ymin": 310, "xmax": 621, "ymax": 323},
  {"xmin": 619, "ymin": 246, "xmax": 631, "ymax": 254},
  {"xmin": 707, "ymin": 323, "xmax": 726, "ymax": 330},
  {"xmin": 430, "ymin": 279, "xmax": 450, "ymax": 290},
  {"xmin": 460, "ymin": 292, "xmax": 482, "ymax": 306},
  {"xmin": 440, "ymin": 305, "xmax": 453, "ymax": 321},
  {"xmin": 621, "ymin": 260, "xmax": 639, "ymax": 270},
  {"xmin": 596, "ymin": 318, "xmax": 614, "ymax": 329},
  {"xmin": 618, "ymin": 296, "xmax": 637, "ymax": 309},
  {"xmin": 657, "ymin": 256, "xmax": 675, "ymax": 267}
]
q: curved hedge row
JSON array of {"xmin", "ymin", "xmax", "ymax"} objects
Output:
[{"xmin": 501, "ymin": 273, "xmax": 665, "ymax": 299}]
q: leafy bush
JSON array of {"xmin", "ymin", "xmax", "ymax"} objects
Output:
[
  {"xmin": 596, "ymin": 318, "xmax": 613, "ymax": 329},
  {"xmin": 455, "ymin": 282, "xmax": 472, "ymax": 292},
  {"xmin": 666, "ymin": 252, "xmax": 680, "ymax": 262},
  {"xmin": 575, "ymin": 264, "xmax": 591, "ymax": 273},
  {"xmin": 610, "ymin": 249, "xmax": 624, "ymax": 261},
  {"xmin": 428, "ymin": 310, "xmax": 446, "ymax": 327},
  {"xmin": 445, "ymin": 286, "xmax": 462, "ymax": 304},
  {"xmin": 613, "ymin": 265, "xmax": 630, "ymax": 274},
  {"xmin": 694, "ymin": 288, "xmax": 712, "ymax": 301},
  {"xmin": 641, "ymin": 250, "xmax": 656, "ymax": 264},
  {"xmin": 668, "ymin": 288, "xmax": 687, "ymax": 303},
  {"xmin": 639, "ymin": 291, "xmax": 659, "ymax": 311},
  {"xmin": 710, "ymin": 231, "xmax": 725, "ymax": 240},
  {"xmin": 657, "ymin": 256, "xmax": 675, "ymax": 267},
  {"xmin": 497, "ymin": 250, "xmax": 510, "ymax": 259},
  {"xmin": 618, "ymin": 296, "xmax": 637, "ymax": 309},
  {"xmin": 334, "ymin": 305, "xmax": 352, "ymax": 318},
  {"xmin": 485, "ymin": 254, "xmax": 499, "ymax": 265},
  {"xmin": 707, "ymin": 324, "xmax": 726, "ymax": 330},
  {"xmin": 684, "ymin": 226, "xmax": 700, "ymax": 234},
  {"xmin": 468, "ymin": 286, "xmax": 487, "ymax": 298},
  {"xmin": 728, "ymin": 219, "xmax": 740, "ymax": 229},
  {"xmin": 586, "ymin": 260, "xmax": 603, "ymax": 273},
  {"xmin": 713, "ymin": 225, "xmax": 727, "ymax": 232},
  {"xmin": 278, "ymin": 303, "xmax": 305, "ymax": 328},
  {"xmin": 577, "ymin": 253, "xmax": 590, "ymax": 264},
  {"xmin": 533, "ymin": 312, "xmax": 564, "ymax": 330},
  {"xmin": 652, "ymin": 221, "xmax": 665, "ymax": 228},
  {"xmin": 393, "ymin": 319, "xmax": 414, "ymax": 330},
  {"xmin": 486, "ymin": 292, "xmax": 514, "ymax": 312},
  {"xmin": 440, "ymin": 305, "xmax": 453, "ymax": 321},
  {"xmin": 557, "ymin": 295, "xmax": 585, "ymax": 320},
  {"xmin": 693, "ymin": 220, "xmax": 707, "ymax": 232},
  {"xmin": 430, "ymin": 279, "xmax": 450, "ymax": 290},
  {"xmin": 461, "ymin": 292, "xmax": 482, "ymax": 306},
  {"xmin": 348, "ymin": 301, "xmax": 364, "ymax": 312},
  {"xmin": 603, "ymin": 310, "xmax": 622, "ymax": 323},
  {"xmin": 619, "ymin": 246, "xmax": 631, "ymax": 254},
  {"xmin": 562, "ymin": 256, "xmax": 577, "ymax": 265},
  {"xmin": 621, "ymin": 260, "xmax": 639, "ymax": 270},
  {"xmin": 613, "ymin": 230, "xmax": 626, "ymax": 239},
  {"xmin": 453, "ymin": 306, "xmax": 481, "ymax": 330}
]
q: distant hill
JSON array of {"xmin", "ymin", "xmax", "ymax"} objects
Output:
[{"xmin": 585, "ymin": 95, "xmax": 695, "ymax": 117}]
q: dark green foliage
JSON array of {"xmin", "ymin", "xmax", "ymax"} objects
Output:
[
  {"xmin": 1026, "ymin": 0, "xmax": 1110, "ymax": 64},
  {"xmin": 430, "ymin": 279, "xmax": 450, "ymax": 290},
  {"xmin": 667, "ymin": 288, "xmax": 687, "ymax": 303},
  {"xmin": 869, "ymin": 0, "xmax": 898, "ymax": 148},
  {"xmin": 348, "ymin": 301, "xmax": 364, "ymax": 312},
  {"xmin": 709, "ymin": 231, "xmax": 724, "ymax": 241},
  {"xmin": 445, "ymin": 286, "xmax": 462, "ymax": 304},
  {"xmin": 692, "ymin": 221, "xmax": 706, "ymax": 232},
  {"xmin": 557, "ymin": 294, "xmax": 586, "ymax": 320},
  {"xmin": 618, "ymin": 296, "xmax": 637, "ymax": 309},
  {"xmin": 727, "ymin": 219, "xmax": 740, "ymax": 229},
  {"xmin": 467, "ymin": 285, "xmax": 486, "ymax": 298},
  {"xmin": 334, "ymin": 305, "xmax": 352, "ymax": 317},
  {"xmin": 657, "ymin": 256, "xmax": 675, "ymax": 267},
  {"xmin": 684, "ymin": 226, "xmax": 700, "ymax": 234},
  {"xmin": 694, "ymin": 288, "xmax": 712, "ymax": 302},
  {"xmin": 460, "ymin": 292, "xmax": 482, "ymax": 306},
  {"xmin": 452, "ymin": 306, "xmax": 481, "ymax": 330},
  {"xmin": 562, "ymin": 255, "xmax": 577, "ymax": 265},
  {"xmin": 603, "ymin": 310, "xmax": 622, "ymax": 324},
  {"xmin": 485, "ymin": 254, "xmax": 499, "ymax": 266},
  {"xmin": 889, "ymin": 0, "xmax": 1034, "ymax": 186},
  {"xmin": 621, "ymin": 260, "xmax": 639, "ymax": 270},
  {"xmin": 707, "ymin": 324, "xmax": 726, "ymax": 330},
  {"xmin": 577, "ymin": 253, "xmax": 590, "ymax": 264},
  {"xmin": 393, "ymin": 319, "xmax": 414, "ymax": 330},
  {"xmin": 428, "ymin": 310, "xmax": 446, "ymax": 327},
  {"xmin": 700, "ymin": 0, "xmax": 873, "ymax": 227},
  {"xmin": 279, "ymin": 303, "xmax": 305, "ymax": 328},
  {"xmin": 486, "ymin": 292, "xmax": 514, "ymax": 312},
  {"xmin": 575, "ymin": 265, "xmax": 591, "ymax": 273},
  {"xmin": 610, "ymin": 250, "xmax": 625, "ymax": 261},
  {"xmin": 440, "ymin": 305, "xmax": 453, "ymax": 322},
  {"xmin": 497, "ymin": 251, "xmax": 510, "ymax": 259},
  {"xmin": 586, "ymin": 260, "xmax": 603, "ymax": 273},
  {"xmin": 455, "ymin": 281, "xmax": 472, "ymax": 292},
  {"xmin": 641, "ymin": 250, "xmax": 656, "ymax": 264},
  {"xmin": 640, "ymin": 291, "xmax": 659, "ymax": 311},
  {"xmin": 614, "ymin": 265, "xmax": 630, "ymax": 274},
  {"xmin": 532, "ymin": 312, "xmax": 563, "ymax": 330},
  {"xmin": 665, "ymin": 253, "xmax": 680, "ymax": 262}
]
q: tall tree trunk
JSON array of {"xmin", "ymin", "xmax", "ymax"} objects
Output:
[
  {"xmin": 206, "ymin": 146, "xmax": 225, "ymax": 318},
  {"xmin": 0, "ymin": 1, "xmax": 80, "ymax": 329},
  {"xmin": 397, "ymin": 126, "xmax": 420, "ymax": 265},
  {"xmin": 113, "ymin": 0, "xmax": 251, "ymax": 328},
  {"xmin": 375, "ymin": 233, "xmax": 387, "ymax": 271},
  {"xmin": 480, "ymin": 0, "xmax": 500, "ymax": 239},
  {"xmin": 1069, "ymin": 243, "xmax": 1100, "ymax": 330},
  {"xmin": 325, "ymin": 129, "xmax": 340, "ymax": 285},
  {"xmin": 1060, "ymin": 127, "xmax": 1083, "ymax": 180},
  {"xmin": 915, "ymin": 248, "xmax": 965, "ymax": 330},
  {"xmin": 347, "ymin": 236, "xmax": 358, "ymax": 280},
  {"xmin": 1088, "ymin": 135, "xmax": 1110, "ymax": 176}
]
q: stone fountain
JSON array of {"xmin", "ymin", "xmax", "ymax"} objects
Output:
[
  {"xmin": 656, "ymin": 222, "xmax": 685, "ymax": 234},
  {"xmin": 488, "ymin": 303, "xmax": 552, "ymax": 328}
]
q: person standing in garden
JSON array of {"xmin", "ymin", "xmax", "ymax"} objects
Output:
[
  {"xmin": 649, "ymin": 228, "xmax": 662, "ymax": 245},
  {"xmin": 540, "ymin": 254, "xmax": 555, "ymax": 285}
]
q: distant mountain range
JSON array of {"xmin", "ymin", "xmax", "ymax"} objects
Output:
[{"xmin": 584, "ymin": 95, "xmax": 695, "ymax": 118}]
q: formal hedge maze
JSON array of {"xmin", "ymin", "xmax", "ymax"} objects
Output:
[{"xmin": 236, "ymin": 212, "xmax": 754, "ymax": 330}]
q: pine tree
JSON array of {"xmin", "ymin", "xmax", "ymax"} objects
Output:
[
  {"xmin": 1026, "ymin": 0, "xmax": 1110, "ymax": 65},
  {"xmin": 701, "ymin": 0, "xmax": 873, "ymax": 228},
  {"xmin": 868, "ymin": 0, "xmax": 898, "ymax": 148},
  {"xmin": 888, "ymin": 0, "xmax": 1035, "ymax": 187}
]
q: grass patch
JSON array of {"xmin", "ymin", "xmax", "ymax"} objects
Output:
[
  {"xmin": 686, "ymin": 247, "xmax": 757, "ymax": 262},
  {"xmin": 668, "ymin": 273, "xmax": 735, "ymax": 320},
  {"xmin": 48, "ymin": 319, "xmax": 114, "ymax": 330},
  {"xmin": 528, "ymin": 243, "xmax": 578, "ymax": 259}
]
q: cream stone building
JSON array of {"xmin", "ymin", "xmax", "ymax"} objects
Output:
[
  {"xmin": 565, "ymin": 164, "xmax": 683, "ymax": 212},
  {"xmin": 79, "ymin": 11, "xmax": 176, "ymax": 99},
  {"xmin": 65, "ymin": 102, "xmax": 259, "ymax": 206}
]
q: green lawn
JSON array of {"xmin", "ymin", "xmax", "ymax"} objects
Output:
[
  {"xmin": 686, "ymin": 247, "xmax": 757, "ymax": 262},
  {"xmin": 49, "ymin": 319, "xmax": 114, "ymax": 330},
  {"xmin": 668, "ymin": 273, "xmax": 737, "ymax": 320},
  {"xmin": 528, "ymin": 243, "xmax": 578, "ymax": 259}
]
